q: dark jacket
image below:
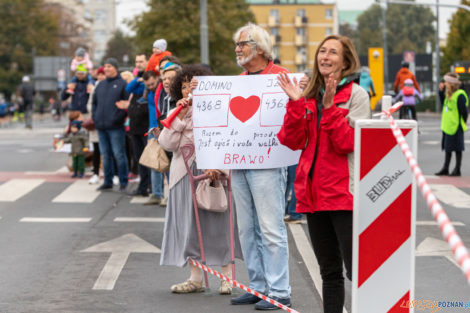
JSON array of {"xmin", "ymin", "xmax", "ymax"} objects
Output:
[
  {"xmin": 61, "ymin": 79, "xmax": 89, "ymax": 113},
  {"xmin": 63, "ymin": 130, "xmax": 88, "ymax": 155},
  {"xmin": 157, "ymin": 89, "xmax": 176, "ymax": 127},
  {"xmin": 92, "ymin": 75, "xmax": 129, "ymax": 130},
  {"xmin": 126, "ymin": 75, "xmax": 149, "ymax": 135},
  {"xmin": 18, "ymin": 82, "xmax": 35, "ymax": 104}
]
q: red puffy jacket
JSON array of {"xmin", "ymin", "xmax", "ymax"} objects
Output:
[{"xmin": 277, "ymin": 82, "xmax": 370, "ymax": 213}]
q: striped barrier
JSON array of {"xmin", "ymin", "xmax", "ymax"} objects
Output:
[
  {"xmin": 352, "ymin": 117, "xmax": 418, "ymax": 313},
  {"xmin": 189, "ymin": 258, "xmax": 299, "ymax": 313},
  {"xmin": 381, "ymin": 103, "xmax": 470, "ymax": 284}
]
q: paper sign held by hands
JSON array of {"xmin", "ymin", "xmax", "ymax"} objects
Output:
[{"xmin": 192, "ymin": 74, "xmax": 303, "ymax": 169}]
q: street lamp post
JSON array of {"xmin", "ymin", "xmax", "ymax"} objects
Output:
[
  {"xmin": 200, "ymin": 0, "xmax": 209, "ymax": 65},
  {"xmin": 381, "ymin": 1, "xmax": 389, "ymax": 94}
]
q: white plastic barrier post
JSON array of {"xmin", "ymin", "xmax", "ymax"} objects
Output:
[{"xmin": 352, "ymin": 119, "xmax": 418, "ymax": 313}]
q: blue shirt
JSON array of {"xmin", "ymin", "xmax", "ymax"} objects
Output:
[
  {"xmin": 148, "ymin": 90, "xmax": 159, "ymax": 129},
  {"xmin": 125, "ymin": 77, "xmax": 145, "ymax": 96}
]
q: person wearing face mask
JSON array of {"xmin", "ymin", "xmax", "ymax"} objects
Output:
[{"xmin": 277, "ymin": 35, "xmax": 370, "ymax": 313}]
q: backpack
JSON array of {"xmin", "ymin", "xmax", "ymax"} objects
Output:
[{"xmin": 402, "ymin": 86, "xmax": 414, "ymax": 97}]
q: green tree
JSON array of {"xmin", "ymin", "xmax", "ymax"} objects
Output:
[
  {"xmin": 0, "ymin": 0, "xmax": 58, "ymax": 98},
  {"xmin": 356, "ymin": 2, "xmax": 435, "ymax": 56},
  {"xmin": 339, "ymin": 23, "xmax": 360, "ymax": 53},
  {"xmin": 130, "ymin": 0, "xmax": 255, "ymax": 75},
  {"xmin": 441, "ymin": 0, "xmax": 470, "ymax": 75},
  {"xmin": 102, "ymin": 29, "xmax": 135, "ymax": 67}
]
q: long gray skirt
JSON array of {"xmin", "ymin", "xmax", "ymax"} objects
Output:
[{"xmin": 160, "ymin": 165, "xmax": 243, "ymax": 267}]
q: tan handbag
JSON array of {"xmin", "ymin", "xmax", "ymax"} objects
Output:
[
  {"xmin": 139, "ymin": 138, "xmax": 170, "ymax": 173},
  {"xmin": 196, "ymin": 179, "xmax": 228, "ymax": 212}
]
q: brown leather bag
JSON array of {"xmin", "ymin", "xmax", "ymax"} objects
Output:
[{"xmin": 139, "ymin": 138, "xmax": 170, "ymax": 173}]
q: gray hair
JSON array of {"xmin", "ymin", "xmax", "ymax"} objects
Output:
[{"xmin": 233, "ymin": 23, "xmax": 273, "ymax": 61}]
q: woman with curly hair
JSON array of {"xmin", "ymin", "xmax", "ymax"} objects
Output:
[{"xmin": 158, "ymin": 64, "xmax": 243, "ymax": 295}]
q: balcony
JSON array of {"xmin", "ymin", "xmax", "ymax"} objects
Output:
[
  {"xmin": 270, "ymin": 34, "xmax": 281, "ymax": 45},
  {"xmin": 295, "ymin": 35, "xmax": 306, "ymax": 46},
  {"xmin": 295, "ymin": 16, "xmax": 308, "ymax": 27},
  {"xmin": 295, "ymin": 54, "xmax": 307, "ymax": 65},
  {"xmin": 268, "ymin": 16, "xmax": 280, "ymax": 27}
]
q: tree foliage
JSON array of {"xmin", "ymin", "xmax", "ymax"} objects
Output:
[
  {"xmin": 441, "ymin": 0, "xmax": 470, "ymax": 75},
  {"xmin": 0, "ymin": 0, "xmax": 58, "ymax": 98},
  {"xmin": 102, "ymin": 30, "xmax": 135, "ymax": 67},
  {"xmin": 356, "ymin": 2, "xmax": 435, "ymax": 56},
  {"xmin": 130, "ymin": 0, "xmax": 255, "ymax": 75}
]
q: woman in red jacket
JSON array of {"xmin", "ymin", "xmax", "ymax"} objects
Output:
[{"xmin": 277, "ymin": 35, "xmax": 370, "ymax": 313}]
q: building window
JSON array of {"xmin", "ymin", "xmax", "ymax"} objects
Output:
[
  {"xmin": 270, "ymin": 28, "xmax": 279, "ymax": 36},
  {"xmin": 325, "ymin": 28, "xmax": 333, "ymax": 36},
  {"xmin": 296, "ymin": 28, "xmax": 306, "ymax": 36},
  {"xmin": 297, "ymin": 65, "xmax": 306, "ymax": 72},
  {"xmin": 325, "ymin": 9, "xmax": 333, "ymax": 20},
  {"xmin": 273, "ymin": 46, "xmax": 280, "ymax": 59},
  {"xmin": 94, "ymin": 10, "xmax": 107, "ymax": 22},
  {"xmin": 270, "ymin": 9, "xmax": 279, "ymax": 22},
  {"xmin": 297, "ymin": 9, "xmax": 306, "ymax": 17},
  {"xmin": 94, "ymin": 30, "xmax": 107, "ymax": 41}
]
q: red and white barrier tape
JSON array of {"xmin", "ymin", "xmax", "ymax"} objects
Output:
[
  {"xmin": 189, "ymin": 259, "xmax": 299, "ymax": 313},
  {"xmin": 380, "ymin": 103, "xmax": 470, "ymax": 284}
]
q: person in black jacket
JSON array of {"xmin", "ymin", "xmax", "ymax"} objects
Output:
[
  {"xmin": 61, "ymin": 69, "xmax": 91, "ymax": 114},
  {"xmin": 17, "ymin": 76, "xmax": 35, "ymax": 129},
  {"xmin": 119, "ymin": 53, "xmax": 151, "ymax": 196},
  {"xmin": 92, "ymin": 58, "xmax": 130, "ymax": 192}
]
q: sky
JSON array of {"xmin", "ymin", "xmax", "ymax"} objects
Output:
[{"xmin": 116, "ymin": 0, "xmax": 460, "ymax": 39}]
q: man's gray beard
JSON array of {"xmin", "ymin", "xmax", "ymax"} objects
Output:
[{"xmin": 236, "ymin": 49, "xmax": 257, "ymax": 67}]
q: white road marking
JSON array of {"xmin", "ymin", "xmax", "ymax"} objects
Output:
[
  {"xmin": 0, "ymin": 179, "xmax": 45, "ymax": 202},
  {"xmin": 288, "ymin": 224, "xmax": 348, "ymax": 313},
  {"xmin": 130, "ymin": 196, "xmax": 150, "ymax": 204},
  {"xmin": 20, "ymin": 217, "xmax": 92, "ymax": 223},
  {"xmin": 114, "ymin": 217, "xmax": 165, "ymax": 222},
  {"xmin": 52, "ymin": 180, "xmax": 101, "ymax": 203},
  {"xmin": 417, "ymin": 221, "xmax": 465, "ymax": 226},
  {"xmin": 25, "ymin": 166, "xmax": 70, "ymax": 175},
  {"xmin": 416, "ymin": 237, "xmax": 458, "ymax": 268},
  {"xmin": 422, "ymin": 140, "xmax": 439, "ymax": 145},
  {"xmin": 430, "ymin": 184, "xmax": 470, "ymax": 208},
  {"xmin": 81, "ymin": 233, "xmax": 160, "ymax": 290}
]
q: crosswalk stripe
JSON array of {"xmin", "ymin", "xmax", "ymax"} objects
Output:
[
  {"xmin": 52, "ymin": 180, "xmax": 101, "ymax": 203},
  {"xmin": 130, "ymin": 197, "xmax": 150, "ymax": 204},
  {"xmin": 430, "ymin": 184, "xmax": 470, "ymax": 209},
  {"xmin": 0, "ymin": 179, "xmax": 45, "ymax": 202},
  {"xmin": 20, "ymin": 217, "xmax": 92, "ymax": 222},
  {"xmin": 114, "ymin": 217, "xmax": 165, "ymax": 222}
]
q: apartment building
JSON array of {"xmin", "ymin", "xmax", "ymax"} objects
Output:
[
  {"xmin": 84, "ymin": 0, "xmax": 116, "ymax": 63},
  {"xmin": 246, "ymin": 0, "xmax": 338, "ymax": 73}
]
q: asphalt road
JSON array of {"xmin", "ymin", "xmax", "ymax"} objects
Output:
[{"xmin": 0, "ymin": 113, "xmax": 469, "ymax": 313}]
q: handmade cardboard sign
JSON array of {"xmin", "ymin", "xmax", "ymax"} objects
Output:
[{"xmin": 192, "ymin": 74, "xmax": 303, "ymax": 169}]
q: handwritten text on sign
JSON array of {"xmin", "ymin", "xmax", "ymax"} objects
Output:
[{"xmin": 192, "ymin": 74, "xmax": 303, "ymax": 169}]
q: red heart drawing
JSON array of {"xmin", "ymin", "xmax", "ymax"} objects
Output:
[{"xmin": 229, "ymin": 96, "xmax": 261, "ymax": 123}]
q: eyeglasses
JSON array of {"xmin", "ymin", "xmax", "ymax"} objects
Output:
[{"xmin": 235, "ymin": 40, "xmax": 255, "ymax": 49}]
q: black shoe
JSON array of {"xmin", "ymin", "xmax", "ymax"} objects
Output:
[
  {"xmin": 435, "ymin": 168, "xmax": 449, "ymax": 176},
  {"xmin": 127, "ymin": 189, "xmax": 149, "ymax": 197},
  {"xmin": 254, "ymin": 296, "xmax": 291, "ymax": 310},
  {"xmin": 231, "ymin": 292, "xmax": 262, "ymax": 305},
  {"xmin": 79, "ymin": 172, "xmax": 84, "ymax": 178},
  {"xmin": 71, "ymin": 173, "xmax": 78, "ymax": 178},
  {"xmin": 96, "ymin": 184, "xmax": 113, "ymax": 191},
  {"xmin": 449, "ymin": 169, "xmax": 461, "ymax": 176}
]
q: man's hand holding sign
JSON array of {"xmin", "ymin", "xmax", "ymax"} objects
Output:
[{"xmin": 191, "ymin": 73, "xmax": 303, "ymax": 169}]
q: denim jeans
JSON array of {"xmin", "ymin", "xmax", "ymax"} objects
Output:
[
  {"xmin": 286, "ymin": 165, "xmax": 302, "ymax": 219},
  {"xmin": 97, "ymin": 128, "xmax": 129, "ymax": 187},
  {"xmin": 232, "ymin": 168, "xmax": 290, "ymax": 298},
  {"xmin": 306, "ymin": 211, "xmax": 352, "ymax": 313},
  {"xmin": 148, "ymin": 133, "xmax": 163, "ymax": 198}
]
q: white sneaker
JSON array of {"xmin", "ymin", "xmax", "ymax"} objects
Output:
[
  {"xmin": 88, "ymin": 174, "xmax": 99, "ymax": 185},
  {"xmin": 113, "ymin": 176, "xmax": 119, "ymax": 186}
]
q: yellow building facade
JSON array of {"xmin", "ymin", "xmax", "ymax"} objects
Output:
[{"xmin": 247, "ymin": 1, "xmax": 338, "ymax": 73}]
